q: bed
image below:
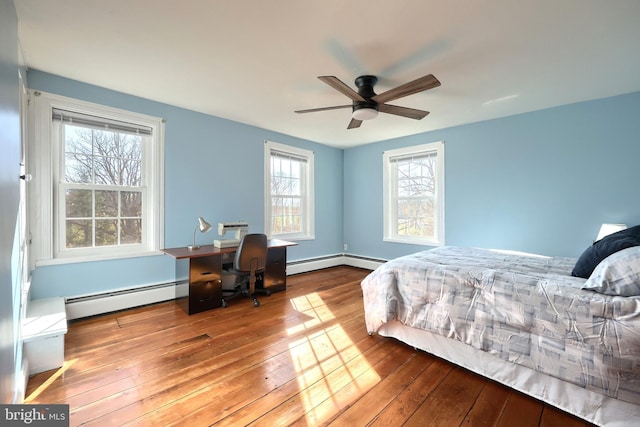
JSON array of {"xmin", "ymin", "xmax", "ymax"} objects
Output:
[{"xmin": 361, "ymin": 241, "xmax": 640, "ymax": 426}]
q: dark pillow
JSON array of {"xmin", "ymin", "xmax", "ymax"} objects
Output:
[{"xmin": 571, "ymin": 225, "xmax": 640, "ymax": 278}]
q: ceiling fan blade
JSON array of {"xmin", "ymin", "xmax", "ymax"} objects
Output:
[
  {"xmin": 377, "ymin": 104, "xmax": 430, "ymax": 120},
  {"xmin": 318, "ymin": 76, "xmax": 365, "ymax": 102},
  {"xmin": 347, "ymin": 118, "xmax": 362, "ymax": 129},
  {"xmin": 372, "ymin": 74, "xmax": 441, "ymax": 104},
  {"xmin": 295, "ymin": 105, "xmax": 352, "ymax": 114}
]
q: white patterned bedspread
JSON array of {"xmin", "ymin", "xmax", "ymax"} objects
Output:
[{"xmin": 361, "ymin": 246, "xmax": 640, "ymax": 404}]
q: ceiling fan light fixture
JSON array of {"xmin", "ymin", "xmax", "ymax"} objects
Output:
[{"xmin": 352, "ymin": 107, "xmax": 378, "ymax": 121}]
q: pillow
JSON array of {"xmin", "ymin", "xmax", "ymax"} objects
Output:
[
  {"xmin": 582, "ymin": 246, "xmax": 640, "ymax": 296},
  {"xmin": 571, "ymin": 225, "xmax": 640, "ymax": 278}
]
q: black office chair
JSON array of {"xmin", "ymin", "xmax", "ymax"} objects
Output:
[{"xmin": 221, "ymin": 233, "xmax": 268, "ymax": 308}]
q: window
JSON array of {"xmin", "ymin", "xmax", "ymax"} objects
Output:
[
  {"xmin": 264, "ymin": 141, "xmax": 314, "ymax": 240},
  {"xmin": 383, "ymin": 141, "xmax": 444, "ymax": 246},
  {"xmin": 30, "ymin": 92, "xmax": 164, "ymax": 263}
]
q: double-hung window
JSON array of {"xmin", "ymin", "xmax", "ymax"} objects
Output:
[
  {"xmin": 30, "ymin": 92, "xmax": 164, "ymax": 263},
  {"xmin": 383, "ymin": 141, "xmax": 444, "ymax": 246},
  {"xmin": 264, "ymin": 141, "xmax": 314, "ymax": 240}
]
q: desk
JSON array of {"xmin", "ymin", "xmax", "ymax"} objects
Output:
[{"xmin": 163, "ymin": 239, "xmax": 296, "ymax": 315}]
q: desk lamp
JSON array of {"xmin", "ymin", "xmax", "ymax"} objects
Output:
[{"xmin": 188, "ymin": 217, "xmax": 212, "ymax": 250}]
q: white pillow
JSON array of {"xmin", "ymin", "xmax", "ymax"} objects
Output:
[{"xmin": 582, "ymin": 246, "xmax": 640, "ymax": 296}]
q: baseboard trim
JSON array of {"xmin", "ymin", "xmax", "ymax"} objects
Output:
[
  {"xmin": 65, "ymin": 254, "xmax": 385, "ymax": 319},
  {"xmin": 65, "ymin": 280, "xmax": 188, "ymax": 320},
  {"xmin": 286, "ymin": 253, "xmax": 385, "ymax": 274}
]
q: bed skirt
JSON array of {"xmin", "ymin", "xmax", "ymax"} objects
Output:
[{"xmin": 377, "ymin": 320, "xmax": 640, "ymax": 427}]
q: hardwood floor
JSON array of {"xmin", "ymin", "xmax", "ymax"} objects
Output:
[{"xmin": 25, "ymin": 266, "xmax": 594, "ymax": 426}]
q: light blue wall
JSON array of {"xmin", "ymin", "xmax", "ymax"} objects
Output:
[
  {"xmin": 344, "ymin": 91, "xmax": 640, "ymax": 259},
  {"xmin": 27, "ymin": 70, "xmax": 640, "ymax": 299},
  {"xmin": 0, "ymin": 0, "xmax": 21, "ymax": 403},
  {"xmin": 28, "ymin": 71, "xmax": 344, "ymax": 299}
]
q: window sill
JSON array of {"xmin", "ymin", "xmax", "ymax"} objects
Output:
[
  {"xmin": 383, "ymin": 237, "xmax": 443, "ymax": 247},
  {"xmin": 270, "ymin": 234, "xmax": 315, "ymax": 242},
  {"xmin": 35, "ymin": 250, "xmax": 164, "ymax": 267}
]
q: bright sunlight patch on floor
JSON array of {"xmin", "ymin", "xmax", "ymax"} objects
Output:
[
  {"xmin": 25, "ymin": 359, "xmax": 77, "ymax": 402},
  {"xmin": 287, "ymin": 292, "xmax": 380, "ymax": 424}
]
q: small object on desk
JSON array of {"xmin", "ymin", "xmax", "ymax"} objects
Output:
[
  {"xmin": 188, "ymin": 216, "xmax": 212, "ymax": 250},
  {"xmin": 213, "ymin": 221, "xmax": 248, "ymax": 248},
  {"xmin": 214, "ymin": 239, "xmax": 240, "ymax": 248}
]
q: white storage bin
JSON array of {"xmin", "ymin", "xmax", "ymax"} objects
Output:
[{"xmin": 23, "ymin": 297, "xmax": 67, "ymax": 375}]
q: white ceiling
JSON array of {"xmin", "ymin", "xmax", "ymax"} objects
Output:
[{"xmin": 14, "ymin": 0, "xmax": 640, "ymax": 149}]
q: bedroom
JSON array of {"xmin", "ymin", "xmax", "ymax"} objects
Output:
[{"xmin": 1, "ymin": 0, "xmax": 639, "ymax": 424}]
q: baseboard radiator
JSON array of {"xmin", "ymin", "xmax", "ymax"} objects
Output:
[
  {"xmin": 65, "ymin": 281, "xmax": 189, "ymax": 320},
  {"xmin": 65, "ymin": 254, "xmax": 385, "ymax": 320}
]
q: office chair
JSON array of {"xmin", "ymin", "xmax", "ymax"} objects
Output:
[{"xmin": 221, "ymin": 233, "xmax": 268, "ymax": 308}]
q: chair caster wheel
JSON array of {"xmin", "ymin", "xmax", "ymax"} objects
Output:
[
  {"xmin": 221, "ymin": 300, "xmax": 228, "ymax": 308},
  {"xmin": 253, "ymin": 299, "xmax": 260, "ymax": 307},
  {"xmin": 265, "ymin": 290, "xmax": 272, "ymax": 296}
]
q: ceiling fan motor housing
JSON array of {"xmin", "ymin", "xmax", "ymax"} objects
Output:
[{"xmin": 353, "ymin": 75, "xmax": 378, "ymax": 116}]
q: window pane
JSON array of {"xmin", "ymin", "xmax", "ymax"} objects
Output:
[
  {"xmin": 397, "ymin": 198, "xmax": 435, "ymax": 238},
  {"xmin": 119, "ymin": 134, "xmax": 142, "ymax": 159},
  {"xmin": 282, "ymin": 196, "xmax": 291, "ymax": 214},
  {"xmin": 65, "ymin": 154, "xmax": 93, "ymax": 183},
  {"xmin": 95, "ymin": 190, "xmax": 118, "ymax": 217},
  {"xmin": 64, "ymin": 125, "xmax": 92, "ymax": 155},
  {"xmin": 120, "ymin": 218, "xmax": 142, "ymax": 244},
  {"xmin": 93, "ymin": 129, "xmax": 118, "ymax": 156},
  {"xmin": 66, "ymin": 219, "xmax": 92, "ymax": 248},
  {"xmin": 291, "ymin": 177, "xmax": 301, "ymax": 195},
  {"xmin": 66, "ymin": 189, "xmax": 92, "ymax": 218},
  {"xmin": 272, "ymin": 157, "xmax": 281, "ymax": 176},
  {"xmin": 121, "ymin": 159, "xmax": 142, "ymax": 186},
  {"xmin": 292, "ymin": 198, "xmax": 299, "ymax": 218},
  {"xmin": 271, "ymin": 176, "xmax": 281, "ymax": 194},
  {"xmin": 398, "ymin": 177, "xmax": 411, "ymax": 197},
  {"xmin": 94, "ymin": 155, "xmax": 120, "ymax": 185},
  {"xmin": 281, "ymin": 177, "xmax": 292, "ymax": 195},
  {"xmin": 95, "ymin": 219, "xmax": 118, "ymax": 246},
  {"xmin": 277, "ymin": 159, "xmax": 290, "ymax": 177},
  {"xmin": 272, "ymin": 196, "xmax": 302, "ymax": 234},
  {"xmin": 121, "ymin": 191, "xmax": 142, "ymax": 217},
  {"xmin": 291, "ymin": 161, "xmax": 301, "ymax": 179}
]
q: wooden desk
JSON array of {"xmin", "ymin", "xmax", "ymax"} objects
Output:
[{"xmin": 163, "ymin": 239, "xmax": 296, "ymax": 315}]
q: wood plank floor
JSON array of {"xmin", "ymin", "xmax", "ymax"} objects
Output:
[{"xmin": 25, "ymin": 266, "xmax": 595, "ymax": 426}]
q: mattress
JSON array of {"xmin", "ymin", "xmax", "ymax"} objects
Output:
[{"xmin": 361, "ymin": 246, "xmax": 640, "ymax": 405}]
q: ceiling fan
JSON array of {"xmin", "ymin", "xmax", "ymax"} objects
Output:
[{"xmin": 295, "ymin": 74, "xmax": 441, "ymax": 129}]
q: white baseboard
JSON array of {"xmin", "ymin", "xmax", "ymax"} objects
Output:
[
  {"xmin": 65, "ymin": 281, "xmax": 188, "ymax": 320},
  {"xmin": 65, "ymin": 254, "xmax": 384, "ymax": 319},
  {"xmin": 287, "ymin": 253, "xmax": 384, "ymax": 274},
  {"xmin": 342, "ymin": 254, "xmax": 386, "ymax": 271}
]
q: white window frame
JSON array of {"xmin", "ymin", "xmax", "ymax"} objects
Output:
[
  {"xmin": 383, "ymin": 141, "xmax": 445, "ymax": 246},
  {"xmin": 29, "ymin": 91, "xmax": 164, "ymax": 265},
  {"xmin": 264, "ymin": 141, "xmax": 315, "ymax": 241}
]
